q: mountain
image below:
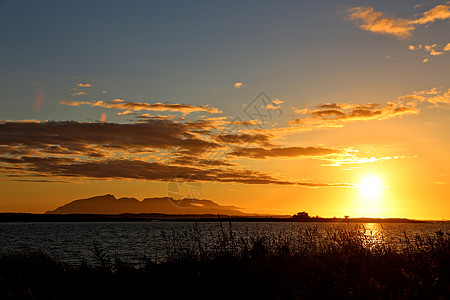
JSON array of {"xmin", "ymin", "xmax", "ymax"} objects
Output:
[{"xmin": 45, "ymin": 194, "xmax": 246, "ymax": 215}]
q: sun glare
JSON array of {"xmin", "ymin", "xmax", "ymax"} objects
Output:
[
  {"xmin": 359, "ymin": 175, "xmax": 383, "ymax": 198},
  {"xmin": 354, "ymin": 174, "xmax": 385, "ymax": 217}
]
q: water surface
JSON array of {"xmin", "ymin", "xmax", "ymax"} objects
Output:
[{"xmin": 1, "ymin": 221, "xmax": 448, "ymax": 265}]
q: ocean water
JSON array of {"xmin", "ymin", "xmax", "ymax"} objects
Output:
[{"xmin": 0, "ymin": 221, "xmax": 449, "ymax": 265}]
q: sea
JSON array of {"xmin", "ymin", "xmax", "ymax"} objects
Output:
[{"xmin": 1, "ymin": 221, "xmax": 449, "ymax": 265}]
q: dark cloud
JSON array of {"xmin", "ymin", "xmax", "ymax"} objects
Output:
[
  {"xmin": 214, "ymin": 133, "xmax": 273, "ymax": 147},
  {"xmin": 0, "ymin": 120, "xmax": 219, "ymax": 155},
  {"xmin": 0, "ymin": 120, "xmax": 352, "ymax": 188},
  {"xmin": 229, "ymin": 146, "xmax": 340, "ymax": 159},
  {"xmin": 0, "ymin": 156, "xmax": 344, "ymax": 186},
  {"xmin": 0, "ymin": 179, "xmax": 70, "ymax": 183},
  {"xmin": 171, "ymin": 157, "xmax": 235, "ymax": 167}
]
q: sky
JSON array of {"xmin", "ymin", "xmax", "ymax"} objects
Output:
[{"xmin": 0, "ymin": 0, "xmax": 449, "ymax": 219}]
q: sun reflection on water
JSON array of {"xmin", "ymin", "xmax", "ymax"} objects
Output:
[{"xmin": 359, "ymin": 223, "xmax": 385, "ymax": 248}]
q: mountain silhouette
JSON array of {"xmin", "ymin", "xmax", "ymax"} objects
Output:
[{"xmin": 45, "ymin": 194, "xmax": 245, "ymax": 215}]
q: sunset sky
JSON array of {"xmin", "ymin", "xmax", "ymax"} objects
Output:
[{"xmin": 1, "ymin": 0, "xmax": 449, "ymax": 219}]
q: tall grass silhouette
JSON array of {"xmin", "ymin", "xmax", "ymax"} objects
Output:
[{"xmin": 1, "ymin": 224, "xmax": 449, "ymax": 299}]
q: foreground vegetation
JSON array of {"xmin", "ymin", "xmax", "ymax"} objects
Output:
[{"xmin": 1, "ymin": 224, "xmax": 449, "ymax": 299}]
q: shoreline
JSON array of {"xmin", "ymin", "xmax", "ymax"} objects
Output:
[{"xmin": 0, "ymin": 212, "xmax": 430, "ymax": 223}]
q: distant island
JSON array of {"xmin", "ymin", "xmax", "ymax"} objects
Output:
[
  {"xmin": 45, "ymin": 194, "xmax": 247, "ymax": 215},
  {"xmin": 0, "ymin": 195, "xmax": 425, "ymax": 223}
]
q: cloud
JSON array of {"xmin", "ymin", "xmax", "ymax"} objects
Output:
[
  {"xmin": 0, "ymin": 155, "xmax": 350, "ymax": 187},
  {"xmin": 347, "ymin": 6, "xmax": 414, "ymax": 38},
  {"xmin": 59, "ymin": 100, "xmax": 92, "ymax": 106},
  {"xmin": 72, "ymin": 91, "xmax": 86, "ymax": 96},
  {"xmin": 233, "ymin": 82, "xmax": 245, "ymax": 89},
  {"xmin": 171, "ymin": 156, "xmax": 236, "ymax": 167},
  {"xmin": 6, "ymin": 89, "xmax": 431, "ymax": 188},
  {"xmin": 347, "ymin": 3, "xmax": 450, "ymax": 38},
  {"xmin": 290, "ymin": 101, "xmax": 419, "ymax": 127},
  {"xmin": 263, "ymin": 104, "xmax": 281, "ymax": 110},
  {"xmin": 0, "ymin": 119, "xmax": 355, "ymax": 188},
  {"xmin": 0, "ymin": 178, "xmax": 70, "ymax": 183},
  {"xmin": 404, "ymin": 87, "xmax": 450, "ymax": 105},
  {"xmin": 409, "ymin": 43, "xmax": 449, "ymax": 62},
  {"xmin": 59, "ymin": 99, "xmax": 222, "ymax": 115},
  {"xmin": 226, "ymin": 119, "xmax": 261, "ymax": 126},
  {"xmin": 0, "ymin": 120, "xmax": 220, "ymax": 157},
  {"xmin": 429, "ymin": 50, "xmax": 443, "ymax": 56},
  {"xmin": 214, "ymin": 133, "xmax": 274, "ymax": 147},
  {"xmin": 322, "ymin": 154, "xmax": 408, "ymax": 167},
  {"xmin": 425, "ymin": 44, "xmax": 444, "ymax": 56},
  {"xmin": 272, "ymin": 99, "xmax": 284, "ymax": 105},
  {"xmin": 229, "ymin": 146, "xmax": 341, "ymax": 159},
  {"xmin": 409, "ymin": 3, "xmax": 450, "ymax": 25},
  {"xmin": 76, "ymin": 83, "xmax": 93, "ymax": 87},
  {"xmin": 261, "ymin": 99, "xmax": 285, "ymax": 111},
  {"xmin": 116, "ymin": 110, "xmax": 133, "ymax": 116}
]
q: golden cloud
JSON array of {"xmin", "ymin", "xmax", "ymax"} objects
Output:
[
  {"xmin": 290, "ymin": 101, "xmax": 419, "ymax": 127},
  {"xmin": 233, "ymin": 82, "xmax": 245, "ymax": 89},
  {"xmin": 409, "ymin": 3, "xmax": 450, "ymax": 25},
  {"xmin": 76, "ymin": 83, "xmax": 93, "ymax": 87},
  {"xmin": 348, "ymin": 3, "xmax": 450, "ymax": 38},
  {"xmin": 347, "ymin": 6, "xmax": 414, "ymax": 38},
  {"xmin": 401, "ymin": 87, "xmax": 450, "ymax": 105},
  {"xmin": 59, "ymin": 99, "xmax": 222, "ymax": 115}
]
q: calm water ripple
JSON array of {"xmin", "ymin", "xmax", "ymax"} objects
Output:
[{"xmin": 1, "ymin": 222, "xmax": 449, "ymax": 265}]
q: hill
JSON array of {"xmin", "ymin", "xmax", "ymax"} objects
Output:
[{"xmin": 45, "ymin": 194, "xmax": 245, "ymax": 215}]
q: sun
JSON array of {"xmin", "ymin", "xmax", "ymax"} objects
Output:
[
  {"xmin": 353, "ymin": 174, "xmax": 386, "ymax": 217},
  {"xmin": 359, "ymin": 175, "xmax": 383, "ymax": 198}
]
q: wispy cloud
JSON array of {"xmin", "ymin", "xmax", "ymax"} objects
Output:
[
  {"xmin": 71, "ymin": 91, "xmax": 86, "ymax": 96},
  {"xmin": 272, "ymin": 99, "xmax": 284, "ymax": 105},
  {"xmin": 229, "ymin": 146, "xmax": 340, "ymax": 159},
  {"xmin": 347, "ymin": 3, "xmax": 450, "ymax": 38},
  {"xmin": 59, "ymin": 100, "xmax": 92, "ymax": 106},
  {"xmin": 116, "ymin": 110, "xmax": 133, "ymax": 116},
  {"xmin": 400, "ymin": 87, "xmax": 450, "ymax": 105},
  {"xmin": 322, "ymin": 154, "xmax": 410, "ymax": 167},
  {"xmin": 76, "ymin": 83, "xmax": 93, "ymax": 87},
  {"xmin": 290, "ymin": 101, "xmax": 419, "ymax": 127},
  {"xmin": 214, "ymin": 133, "xmax": 274, "ymax": 147},
  {"xmin": 59, "ymin": 99, "xmax": 222, "ymax": 115},
  {"xmin": 409, "ymin": 3, "xmax": 450, "ymax": 25},
  {"xmin": 347, "ymin": 6, "xmax": 414, "ymax": 38}
]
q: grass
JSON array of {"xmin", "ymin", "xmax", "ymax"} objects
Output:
[{"xmin": 0, "ymin": 223, "xmax": 449, "ymax": 299}]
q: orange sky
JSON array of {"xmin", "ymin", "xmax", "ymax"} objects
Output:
[{"xmin": 0, "ymin": 1, "xmax": 449, "ymax": 219}]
